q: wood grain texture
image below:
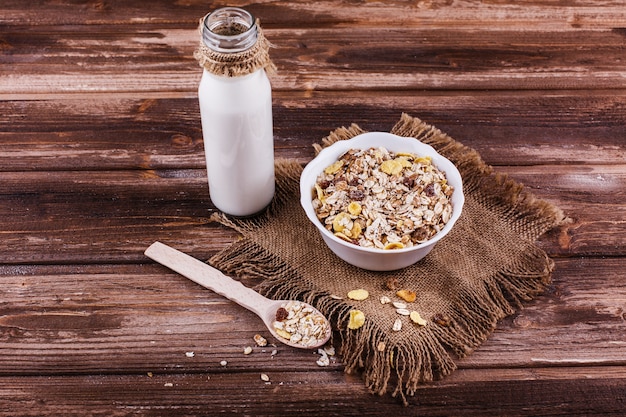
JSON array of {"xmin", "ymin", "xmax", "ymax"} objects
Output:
[{"xmin": 1, "ymin": 0, "xmax": 625, "ymax": 415}]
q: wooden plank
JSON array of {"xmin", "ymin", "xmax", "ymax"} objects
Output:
[
  {"xmin": 0, "ymin": 93, "xmax": 625, "ymax": 171},
  {"xmin": 2, "ymin": 0, "xmax": 626, "ymax": 30},
  {"xmin": 0, "ymin": 258, "xmax": 624, "ymax": 374},
  {"xmin": 0, "ymin": 160, "xmax": 623, "ymax": 262},
  {"xmin": 3, "ymin": 26, "xmax": 626, "ymax": 94},
  {"xmin": 2, "ymin": 366, "xmax": 626, "ymax": 416}
]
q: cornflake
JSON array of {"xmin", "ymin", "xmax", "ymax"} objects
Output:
[
  {"xmin": 312, "ymin": 147, "xmax": 454, "ymax": 250},
  {"xmin": 348, "ymin": 309, "xmax": 365, "ymax": 330},
  {"xmin": 347, "ymin": 289, "xmax": 369, "ymax": 301}
]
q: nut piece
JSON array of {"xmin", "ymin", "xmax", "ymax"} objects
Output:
[
  {"xmin": 347, "ymin": 289, "xmax": 369, "ymax": 301},
  {"xmin": 385, "ymin": 277, "xmax": 400, "ymax": 291},
  {"xmin": 347, "ymin": 309, "xmax": 365, "ymax": 330},
  {"xmin": 396, "ymin": 289, "xmax": 417, "ymax": 303},
  {"xmin": 410, "ymin": 311, "xmax": 428, "ymax": 326}
]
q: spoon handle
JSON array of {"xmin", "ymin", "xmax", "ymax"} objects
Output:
[{"xmin": 145, "ymin": 241, "xmax": 270, "ymax": 317}]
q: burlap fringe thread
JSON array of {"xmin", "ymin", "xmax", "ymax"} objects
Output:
[
  {"xmin": 193, "ymin": 14, "xmax": 276, "ymax": 77},
  {"xmin": 209, "ymin": 113, "xmax": 566, "ymax": 405}
]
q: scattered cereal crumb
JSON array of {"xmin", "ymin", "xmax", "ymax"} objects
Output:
[
  {"xmin": 323, "ymin": 345, "xmax": 335, "ymax": 356},
  {"xmin": 377, "ymin": 342, "xmax": 386, "ymax": 352},
  {"xmin": 316, "ymin": 348, "xmax": 330, "ymax": 367},
  {"xmin": 147, "ymin": 372, "xmax": 153, "ymax": 378},
  {"xmin": 243, "ymin": 346, "xmax": 253, "ymax": 355},
  {"xmin": 260, "ymin": 373, "xmax": 270, "ymax": 382},
  {"xmin": 347, "ymin": 289, "xmax": 369, "ymax": 301},
  {"xmin": 271, "ymin": 349, "xmax": 278, "ymax": 357},
  {"xmin": 380, "ymin": 295, "xmax": 391, "ymax": 304},
  {"xmin": 164, "ymin": 382, "xmax": 173, "ymax": 387},
  {"xmin": 330, "ymin": 294, "xmax": 344, "ymax": 300},
  {"xmin": 185, "ymin": 351, "xmax": 195, "ymax": 358},
  {"xmin": 254, "ymin": 334, "xmax": 268, "ymax": 347},
  {"xmin": 220, "ymin": 360, "xmax": 228, "ymax": 367}
]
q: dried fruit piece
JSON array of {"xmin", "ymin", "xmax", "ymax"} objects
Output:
[
  {"xmin": 254, "ymin": 334, "xmax": 267, "ymax": 347},
  {"xmin": 347, "ymin": 289, "xmax": 369, "ymax": 301},
  {"xmin": 347, "ymin": 201, "xmax": 362, "ymax": 216},
  {"xmin": 396, "ymin": 289, "xmax": 417, "ymax": 303},
  {"xmin": 383, "ymin": 241, "xmax": 405, "ymax": 250},
  {"xmin": 392, "ymin": 318, "xmax": 402, "ymax": 331},
  {"xmin": 347, "ymin": 309, "xmax": 365, "ymax": 330},
  {"xmin": 410, "ymin": 311, "xmax": 428, "ymax": 326},
  {"xmin": 275, "ymin": 307, "xmax": 289, "ymax": 322}
]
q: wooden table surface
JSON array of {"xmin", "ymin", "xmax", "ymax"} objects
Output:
[{"xmin": 2, "ymin": 1, "xmax": 626, "ymax": 415}]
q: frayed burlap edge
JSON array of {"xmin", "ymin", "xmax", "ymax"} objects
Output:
[
  {"xmin": 208, "ymin": 114, "xmax": 567, "ymax": 405},
  {"xmin": 193, "ymin": 15, "xmax": 277, "ymax": 77}
]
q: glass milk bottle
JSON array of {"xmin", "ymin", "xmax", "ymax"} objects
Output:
[{"xmin": 197, "ymin": 7, "xmax": 275, "ymax": 216}]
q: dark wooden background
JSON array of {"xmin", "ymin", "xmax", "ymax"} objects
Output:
[{"xmin": 1, "ymin": 1, "xmax": 625, "ymax": 415}]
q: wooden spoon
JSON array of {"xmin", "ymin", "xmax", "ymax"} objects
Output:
[{"xmin": 144, "ymin": 241, "xmax": 331, "ymax": 349}]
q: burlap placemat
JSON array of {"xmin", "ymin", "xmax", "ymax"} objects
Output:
[{"xmin": 208, "ymin": 113, "xmax": 565, "ymax": 403}]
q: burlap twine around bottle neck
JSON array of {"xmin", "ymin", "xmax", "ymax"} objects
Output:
[
  {"xmin": 193, "ymin": 14, "xmax": 276, "ymax": 77},
  {"xmin": 208, "ymin": 113, "xmax": 566, "ymax": 404}
]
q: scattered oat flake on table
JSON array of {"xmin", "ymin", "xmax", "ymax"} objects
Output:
[
  {"xmin": 392, "ymin": 301, "xmax": 407, "ymax": 309},
  {"xmin": 347, "ymin": 289, "xmax": 369, "ymax": 301},
  {"xmin": 243, "ymin": 346, "xmax": 253, "ymax": 355},
  {"xmin": 260, "ymin": 373, "xmax": 270, "ymax": 382},
  {"xmin": 185, "ymin": 351, "xmax": 195, "ymax": 358},
  {"xmin": 164, "ymin": 382, "xmax": 173, "ymax": 387},
  {"xmin": 220, "ymin": 360, "xmax": 228, "ymax": 366},
  {"xmin": 380, "ymin": 295, "xmax": 391, "ymax": 304},
  {"xmin": 254, "ymin": 334, "xmax": 267, "ymax": 347}
]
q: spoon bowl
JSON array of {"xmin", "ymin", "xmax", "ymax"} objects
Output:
[{"xmin": 144, "ymin": 241, "xmax": 331, "ymax": 349}]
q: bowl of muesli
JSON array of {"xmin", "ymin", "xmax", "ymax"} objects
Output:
[{"xmin": 300, "ymin": 131, "xmax": 464, "ymax": 271}]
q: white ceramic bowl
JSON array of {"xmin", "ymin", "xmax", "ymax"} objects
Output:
[{"xmin": 300, "ymin": 132, "xmax": 464, "ymax": 271}]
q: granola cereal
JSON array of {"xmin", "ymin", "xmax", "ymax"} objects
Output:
[
  {"xmin": 272, "ymin": 301, "xmax": 329, "ymax": 348},
  {"xmin": 312, "ymin": 147, "xmax": 454, "ymax": 250}
]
